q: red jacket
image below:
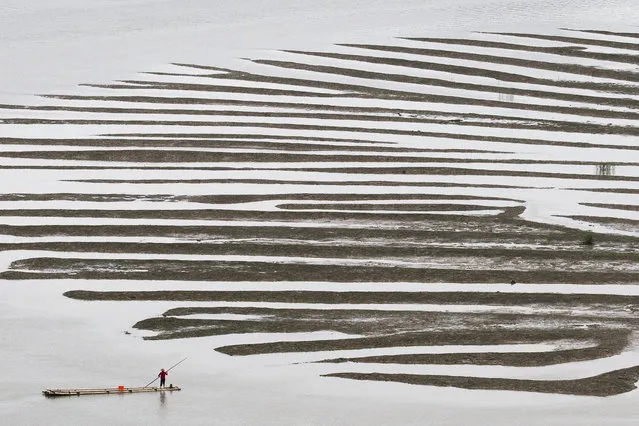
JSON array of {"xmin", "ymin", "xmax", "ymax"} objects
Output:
[{"xmin": 158, "ymin": 371, "xmax": 168, "ymax": 379}]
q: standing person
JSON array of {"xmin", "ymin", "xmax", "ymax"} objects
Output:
[{"xmin": 158, "ymin": 368, "xmax": 168, "ymax": 388}]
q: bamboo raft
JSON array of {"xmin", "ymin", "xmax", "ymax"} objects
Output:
[{"xmin": 43, "ymin": 385, "xmax": 181, "ymax": 397}]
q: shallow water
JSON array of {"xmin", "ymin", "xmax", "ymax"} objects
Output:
[
  {"xmin": 1, "ymin": 0, "xmax": 638, "ymax": 100},
  {"xmin": 1, "ymin": 0, "xmax": 639, "ymax": 424},
  {"xmin": 3, "ymin": 280, "xmax": 639, "ymax": 426}
]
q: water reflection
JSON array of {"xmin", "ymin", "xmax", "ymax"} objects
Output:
[{"xmin": 160, "ymin": 391, "xmax": 166, "ymax": 408}]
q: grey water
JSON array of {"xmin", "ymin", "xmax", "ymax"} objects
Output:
[{"xmin": 1, "ymin": 1, "xmax": 639, "ymax": 424}]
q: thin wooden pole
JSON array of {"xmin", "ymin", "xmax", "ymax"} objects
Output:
[{"xmin": 143, "ymin": 357, "xmax": 188, "ymax": 388}]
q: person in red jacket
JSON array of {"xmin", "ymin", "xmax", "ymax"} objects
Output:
[{"xmin": 158, "ymin": 368, "xmax": 168, "ymax": 388}]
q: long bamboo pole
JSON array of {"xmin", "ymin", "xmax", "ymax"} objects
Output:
[{"xmin": 143, "ymin": 357, "xmax": 188, "ymax": 388}]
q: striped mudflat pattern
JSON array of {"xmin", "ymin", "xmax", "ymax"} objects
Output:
[{"xmin": 2, "ymin": 29, "xmax": 638, "ymax": 396}]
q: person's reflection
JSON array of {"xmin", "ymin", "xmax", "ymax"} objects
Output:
[{"xmin": 160, "ymin": 391, "xmax": 166, "ymax": 407}]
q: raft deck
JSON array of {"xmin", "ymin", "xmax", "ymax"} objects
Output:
[{"xmin": 43, "ymin": 385, "xmax": 181, "ymax": 397}]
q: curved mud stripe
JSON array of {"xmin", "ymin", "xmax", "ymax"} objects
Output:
[
  {"xmin": 491, "ymin": 32, "xmax": 639, "ymax": 52},
  {"xmin": 323, "ymin": 365, "xmax": 639, "ymax": 396},
  {"xmin": 61, "ymin": 290, "xmax": 639, "ymax": 306},
  {"xmin": 317, "ymin": 339, "xmax": 626, "ymax": 367},
  {"xmin": 214, "ymin": 328, "xmax": 627, "ymax": 356},
  {"xmin": 405, "ymin": 37, "xmax": 639, "ymax": 67}
]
